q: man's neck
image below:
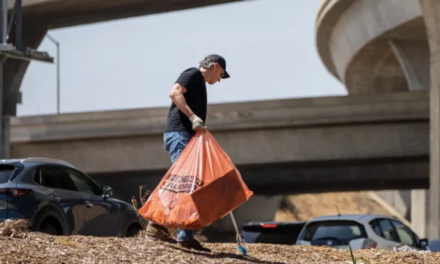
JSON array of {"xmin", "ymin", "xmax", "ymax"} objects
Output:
[{"xmin": 199, "ymin": 67, "xmax": 209, "ymax": 83}]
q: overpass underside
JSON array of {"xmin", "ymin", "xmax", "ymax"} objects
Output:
[
  {"xmin": 17, "ymin": 0, "xmax": 245, "ymax": 29},
  {"xmin": 240, "ymin": 156, "xmax": 428, "ymax": 194}
]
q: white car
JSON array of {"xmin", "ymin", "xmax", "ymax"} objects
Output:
[{"xmin": 295, "ymin": 214, "xmax": 429, "ymax": 251}]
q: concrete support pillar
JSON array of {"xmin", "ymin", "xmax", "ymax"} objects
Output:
[
  {"xmin": 4, "ymin": 26, "xmax": 48, "ymax": 116},
  {"xmin": 419, "ymin": 0, "xmax": 440, "ymax": 239},
  {"xmin": 389, "ymin": 40, "xmax": 430, "ymax": 91},
  {"xmin": 374, "ymin": 190, "xmax": 411, "ymax": 220},
  {"xmin": 411, "ymin": 189, "xmax": 429, "ymax": 238},
  {"xmin": 0, "ymin": 25, "xmax": 48, "ymax": 158}
]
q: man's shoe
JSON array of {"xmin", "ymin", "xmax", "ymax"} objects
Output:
[
  {"xmin": 178, "ymin": 240, "xmax": 211, "ymax": 252},
  {"xmin": 145, "ymin": 223, "xmax": 176, "ymax": 243}
]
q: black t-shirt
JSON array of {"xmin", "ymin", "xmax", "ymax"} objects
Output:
[{"xmin": 165, "ymin": 67, "xmax": 207, "ymax": 135}]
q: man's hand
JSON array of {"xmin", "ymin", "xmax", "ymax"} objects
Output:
[{"xmin": 190, "ymin": 115, "xmax": 206, "ymax": 131}]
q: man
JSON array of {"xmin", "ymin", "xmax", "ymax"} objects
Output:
[{"xmin": 145, "ymin": 54, "xmax": 230, "ymax": 251}]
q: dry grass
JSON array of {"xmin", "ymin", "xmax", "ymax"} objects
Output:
[
  {"xmin": 0, "ymin": 225, "xmax": 439, "ymax": 264},
  {"xmin": 275, "ymin": 192, "xmax": 393, "ymax": 222},
  {"xmin": 0, "ymin": 218, "xmax": 28, "ymax": 238}
]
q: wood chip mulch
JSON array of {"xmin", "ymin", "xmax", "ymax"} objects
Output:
[{"xmin": 1, "ymin": 219, "xmax": 440, "ymax": 264}]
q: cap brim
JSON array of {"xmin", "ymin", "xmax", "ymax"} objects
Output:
[{"xmin": 221, "ymin": 71, "xmax": 230, "ymax": 79}]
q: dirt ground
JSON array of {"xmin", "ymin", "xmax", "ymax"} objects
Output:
[
  {"xmin": 1, "ymin": 231, "xmax": 439, "ymax": 264},
  {"xmin": 274, "ymin": 192, "xmax": 394, "ymax": 222}
]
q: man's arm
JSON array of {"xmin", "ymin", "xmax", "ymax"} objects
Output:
[
  {"xmin": 169, "ymin": 82, "xmax": 205, "ymax": 131},
  {"xmin": 169, "ymin": 83, "xmax": 194, "ymax": 118}
]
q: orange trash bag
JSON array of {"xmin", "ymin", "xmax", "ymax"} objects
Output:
[{"xmin": 138, "ymin": 130, "xmax": 253, "ymax": 230}]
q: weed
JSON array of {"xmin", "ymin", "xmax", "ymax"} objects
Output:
[{"xmin": 349, "ymin": 244, "xmax": 357, "ymax": 264}]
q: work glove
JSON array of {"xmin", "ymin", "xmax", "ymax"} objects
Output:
[{"xmin": 189, "ymin": 115, "xmax": 206, "ymax": 131}]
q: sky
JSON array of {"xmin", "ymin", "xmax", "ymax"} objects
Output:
[{"xmin": 17, "ymin": 0, "xmax": 346, "ymax": 116}]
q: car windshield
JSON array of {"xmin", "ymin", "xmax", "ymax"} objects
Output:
[
  {"xmin": 0, "ymin": 165, "xmax": 16, "ymax": 183},
  {"xmin": 301, "ymin": 220, "xmax": 367, "ymax": 245}
]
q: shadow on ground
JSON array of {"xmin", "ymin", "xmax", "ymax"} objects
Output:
[{"xmin": 168, "ymin": 244, "xmax": 291, "ymax": 264}]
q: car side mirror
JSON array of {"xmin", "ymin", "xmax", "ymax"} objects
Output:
[
  {"xmin": 420, "ymin": 238, "xmax": 429, "ymax": 249},
  {"xmin": 102, "ymin": 185, "xmax": 113, "ymax": 198}
]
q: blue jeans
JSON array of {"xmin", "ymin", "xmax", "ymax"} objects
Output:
[{"xmin": 163, "ymin": 130, "xmax": 194, "ymax": 242}]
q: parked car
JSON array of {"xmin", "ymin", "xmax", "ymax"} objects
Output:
[
  {"xmin": 296, "ymin": 214, "xmax": 429, "ymax": 251},
  {"xmin": 241, "ymin": 221, "xmax": 307, "ymax": 245},
  {"xmin": 428, "ymin": 239, "xmax": 440, "ymax": 252},
  {"xmin": 0, "ymin": 157, "xmax": 142, "ymax": 237}
]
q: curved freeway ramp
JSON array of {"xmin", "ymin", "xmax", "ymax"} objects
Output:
[{"xmin": 316, "ymin": 0, "xmax": 427, "ymax": 93}]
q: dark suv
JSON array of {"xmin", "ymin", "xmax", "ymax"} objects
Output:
[
  {"xmin": 0, "ymin": 157, "xmax": 142, "ymax": 237},
  {"xmin": 241, "ymin": 221, "xmax": 307, "ymax": 245}
]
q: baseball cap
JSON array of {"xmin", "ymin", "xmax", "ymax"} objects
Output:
[{"xmin": 204, "ymin": 54, "xmax": 230, "ymax": 79}]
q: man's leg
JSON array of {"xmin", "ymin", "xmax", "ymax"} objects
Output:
[
  {"xmin": 144, "ymin": 131, "xmax": 190, "ymax": 243},
  {"xmin": 163, "ymin": 131, "xmax": 194, "ymax": 242},
  {"xmin": 164, "ymin": 131, "xmax": 210, "ymax": 252},
  {"xmin": 144, "ymin": 131, "xmax": 192, "ymax": 243}
]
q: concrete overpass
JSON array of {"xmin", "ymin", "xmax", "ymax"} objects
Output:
[
  {"xmin": 10, "ymin": 90, "xmax": 429, "ymax": 233},
  {"xmin": 316, "ymin": 0, "xmax": 440, "ymax": 240},
  {"xmin": 14, "ymin": 0, "xmax": 245, "ymax": 29},
  {"xmin": 316, "ymin": 0, "xmax": 426, "ymax": 94}
]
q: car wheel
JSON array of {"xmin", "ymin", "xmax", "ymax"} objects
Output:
[
  {"xmin": 126, "ymin": 224, "xmax": 141, "ymax": 237},
  {"xmin": 39, "ymin": 222, "xmax": 60, "ymax": 235},
  {"xmin": 31, "ymin": 206, "xmax": 67, "ymax": 236}
]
